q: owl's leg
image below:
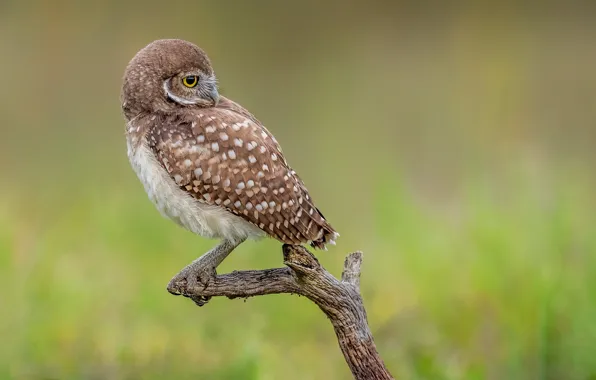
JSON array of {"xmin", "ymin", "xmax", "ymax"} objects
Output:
[{"xmin": 167, "ymin": 238, "xmax": 245, "ymax": 306}]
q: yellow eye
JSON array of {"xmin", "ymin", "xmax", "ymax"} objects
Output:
[{"xmin": 182, "ymin": 75, "xmax": 198, "ymax": 88}]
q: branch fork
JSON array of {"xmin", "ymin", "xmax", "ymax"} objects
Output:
[{"xmin": 167, "ymin": 245, "xmax": 393, "ymax": 380}]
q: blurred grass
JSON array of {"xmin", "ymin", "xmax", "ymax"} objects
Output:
[
  {"xmin": 1, "ymin": 1, "xmax": 596, "ymax": 379},
  {"xmin": 2, "ymin": 158, "xmax": 595, "ymax": 379}
]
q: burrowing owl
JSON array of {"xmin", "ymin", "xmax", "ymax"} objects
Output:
[{"xmin": 121, "ymin": 39, "xmax": 338, "ymax": 305}]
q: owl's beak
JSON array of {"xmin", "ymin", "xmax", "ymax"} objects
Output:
[{"xmin": 209, "ymin": 87, "xmax": 220, "ymax": 106}]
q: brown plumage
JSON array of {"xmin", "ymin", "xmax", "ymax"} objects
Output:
[
  {"xmin": 122, "ymin": 39, "xmax": 337, "ymax": 249},
  {"xmin": 121, "ymin": 39, "xmax": 338, "ymax": 303}
]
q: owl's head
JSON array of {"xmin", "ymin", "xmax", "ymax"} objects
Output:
[{"xmin": 121, "ymin": 39, "xmax": 219, "ymax": 118}]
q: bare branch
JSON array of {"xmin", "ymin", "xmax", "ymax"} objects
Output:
[
  {"xmin": 167, "ymin": 245, "xmax": 393, "ymax": 380},
  {"xmin": 341, "ymin": 251, "xmax": 363, "ymax": 288}
]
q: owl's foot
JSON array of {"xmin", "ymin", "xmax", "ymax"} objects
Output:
[
  {"xmin": 167, "ymin": 262, "xmax": 216, "ymax": 306},
  {"xmin": 167, "ymin": 239, "xmax": 244, "ymax": 307}
]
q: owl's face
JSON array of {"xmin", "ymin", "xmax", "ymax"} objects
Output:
[
  {"xmin": 163, "ymin": 69, "xmax": 218, "ymax": 107},
  {"xmin": 121, "ymin": 39, "xmax": 219, "ymax": 118}
]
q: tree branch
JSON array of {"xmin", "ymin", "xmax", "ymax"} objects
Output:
[{"xmin": 167, "ymin": 244, "xmax": 394, "ymax": 380}]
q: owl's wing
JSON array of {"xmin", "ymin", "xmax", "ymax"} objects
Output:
[{"xmin": 148, "ymin": 103, "xmax": 338, "ymax": 248}]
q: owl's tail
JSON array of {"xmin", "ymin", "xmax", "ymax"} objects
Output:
[{"xmin": 310, "ymin": 208, "xmax": 339, "ymax": 250}]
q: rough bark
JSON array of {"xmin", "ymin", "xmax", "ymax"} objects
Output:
[{"xmin": 167, "ymin": 244, "xmax": 394, "ymax": 380}]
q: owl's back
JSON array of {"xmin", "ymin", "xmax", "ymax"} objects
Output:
[{"xmin": 125, "ymin": 98, "xmax": 338, "ymax": 249}]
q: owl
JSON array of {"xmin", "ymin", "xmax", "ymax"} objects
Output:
[{"xmin": 121, "ymin": 39, "xmax": 338, "ymax": 304}]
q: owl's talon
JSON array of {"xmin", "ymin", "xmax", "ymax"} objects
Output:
[{"xmin": 190, "ymin": 295, "xmax": 212, "ymax": 307}]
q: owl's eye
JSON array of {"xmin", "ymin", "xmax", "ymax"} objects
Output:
[{"xmin": 182, "ymin": 75, "xmax": 198, "ymax": 88}]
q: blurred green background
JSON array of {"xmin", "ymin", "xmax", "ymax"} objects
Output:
[{"xmin": 1, "ymin": 1, "xmax": 595, "ymax": 379}]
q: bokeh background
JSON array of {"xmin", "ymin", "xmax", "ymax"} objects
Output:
[{"xmin": 1, "ymin": 1, "xmax": 595, "ymax": 379}]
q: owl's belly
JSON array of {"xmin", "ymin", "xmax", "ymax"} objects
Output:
[{"xmin": 127, "ymin": 139, "xmax": 265, "ymax": 243}]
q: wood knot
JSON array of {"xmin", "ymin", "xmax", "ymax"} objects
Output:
[{"xmin": 282, "ymin": 244, "xmax": 320, "ymax": 270}]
